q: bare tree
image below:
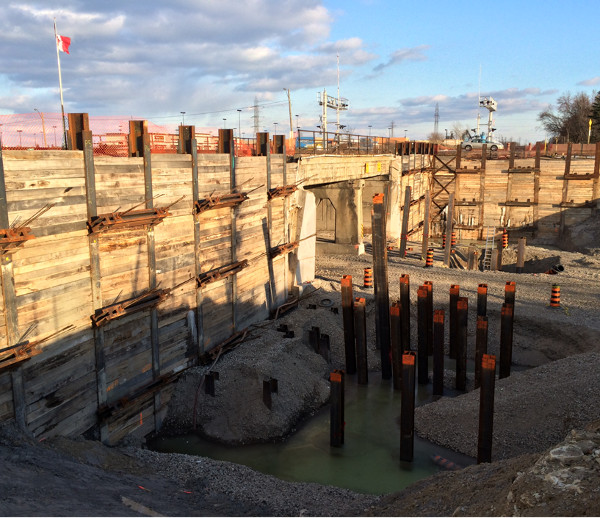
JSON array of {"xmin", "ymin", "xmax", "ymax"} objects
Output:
[
  {"xmin": 451, "ymin": 122, "xmax": 468, "ymax": 141},
  {"xmin": 427, "ymin": 131, "xmax": 444, "ymax": 143},
  {"xmin": 538, "ymin": 92, "xmax": 593, "ymax": 143}
]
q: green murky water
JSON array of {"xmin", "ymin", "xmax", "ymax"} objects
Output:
[{"xmin": 151, "ymin": 372, "xmax": 475, "ymax": 495}]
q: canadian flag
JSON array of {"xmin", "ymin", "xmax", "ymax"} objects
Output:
[{"xmin": 56, "ymin": 34, "xmax": 71, "ymax": 54}]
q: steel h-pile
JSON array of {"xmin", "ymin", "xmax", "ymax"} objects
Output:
[
  {"xmin": 341, "ymin": 275, "xmax": 356, "ymax": 375},
  {"xmin": 329, "ymin": 370, "xmax": 344, "ymax": 447}
]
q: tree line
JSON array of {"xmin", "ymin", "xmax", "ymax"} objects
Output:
[{"xmin": 538, "ymin": 90, "xmax": 600, "ymax": 144}]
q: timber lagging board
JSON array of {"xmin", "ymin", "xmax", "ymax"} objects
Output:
[{"xmin": 0, "ymin": 149, "xmax": 293, "ymax": 444}]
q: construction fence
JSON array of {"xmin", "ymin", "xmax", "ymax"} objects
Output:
[{"xmin": 0, "ymin": 112, "xmax": 285, "ymax": 157}]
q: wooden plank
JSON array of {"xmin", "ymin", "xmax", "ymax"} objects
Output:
[
  {"xmin": 106, "ymin": 395, "xmax": 155, "ymax": 445},
  {"xmin": 30, "ymin": 391, "xmax": 97, "ymax": 439}
]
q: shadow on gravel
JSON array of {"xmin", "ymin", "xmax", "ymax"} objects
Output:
[{"xmin": 502, "ymin": 254, "xmax": 563, "ymax": 274}]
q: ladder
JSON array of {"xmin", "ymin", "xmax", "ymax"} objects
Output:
[{"xmin": 482, "ymin": 227, "xmax": 495, "ymax": 270}]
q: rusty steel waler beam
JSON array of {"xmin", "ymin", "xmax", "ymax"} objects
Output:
[
  {"xmin": 269, "ymin": 241, "xmax": 299, "ymax": 259},
  {"xmin": 0, "ymin": 227, "xmax": 35, "ymax": 255},
  {"xmin": 0, "ymin": 324, "xmax": 75, "ymax": 372},
  {"xmin": 267, "ymin": 184, "xmax": 297, "ymax": 200},
  {"xmin": 0, "ymin": 340, "xmax": 42, "ymax": 371},
  {"xmin": 196, "ymin": 259, "xmax": 249, "ymax": 288},
  {"xmin": 88, "ymin": 207, "xmax": 171, "ymax": 234},
  {"xmin": 194, "ymin": 192, "xmax": 249, "ymax": 214},
  {"xmin": 91, "ymin": 288, "xmax": 169, "ymax": 327}
]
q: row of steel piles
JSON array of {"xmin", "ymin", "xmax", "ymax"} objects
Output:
[
  {"xmin": 416, "ymin": 280, "xmax": 515, "ymax": 462},
  {"xmin": 336, "ymin": 193, "xmax": 517, "ymax": 463}
]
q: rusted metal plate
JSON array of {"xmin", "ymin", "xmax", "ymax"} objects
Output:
[{"xmin": 0, "ymin": 227, "xmax": 36, "ymax": 255}]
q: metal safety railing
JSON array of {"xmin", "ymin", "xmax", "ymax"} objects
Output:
[{"xmin": 295, "ymin": 129, "xmax": 400, "ymax": 156}]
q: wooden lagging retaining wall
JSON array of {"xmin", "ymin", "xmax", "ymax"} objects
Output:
[
  {"xmin": 451, "ymin": 151, "xmax": 599, "ymax": 242},
  {"xmin": 0, "ymin": 146, "xmax": 293, "ymax": 444},
  {"xmin": 1, "ymin": 143, "xmax": 596, "ymax": 444}
]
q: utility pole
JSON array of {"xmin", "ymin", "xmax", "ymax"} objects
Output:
[
  {"xmin": 34, "ymin": 109, "xmax": 48, "ymax": 148},
  {"xmin": 336, "ymin": 53, "xmax": 340, "ymax": 133},
  {"xmin": 252, "ymin": 97, "xmax": 261, "ymax": 136},
  {"xmin": 321, "ymin": 89, "xmax": 328, "ymax": 138},
  {"xmin": 284, "ymin": 88, "xmax": 293, "ymax": 140}
]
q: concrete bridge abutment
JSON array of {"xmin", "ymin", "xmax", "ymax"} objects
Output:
[{"xmin": 309, "ymin": 179, "xmax": 367, "ymax": 255}]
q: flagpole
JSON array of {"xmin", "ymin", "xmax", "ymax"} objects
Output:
[{"xmin": 54, "ymin": 19, "xmax": 67, "ymax": 149}]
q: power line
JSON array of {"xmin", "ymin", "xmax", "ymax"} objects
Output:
[
  {"xmin": 150, "ymin": 100, "xmax": 288, "ymax": 120},
  {"xmin": 0, "ymin": 100, "xmax": 289, "ymax": 126}
]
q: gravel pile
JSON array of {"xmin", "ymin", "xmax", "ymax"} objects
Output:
[
  {"xmin": 367, "ymin": 421, "xmax": 600, "ymax": 517},
  {"xmin": 134, "ymin": 448, "xmax": 379, "ymax": 516},
  {"xmin": 415, "ymin": 352, "xmax": 600, "ymax": 460},
  {"xmin": 317, "ymin": 241, "xmax": 600, "ymax": 366},
  {"xmin": 161, "ymin": 329, "xmax": 332, "ymax": 443}
]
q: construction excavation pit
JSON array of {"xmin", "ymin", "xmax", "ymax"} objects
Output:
[{"xmin": 1, "ymin": 128, "xmax": 600, "ymax": 516}]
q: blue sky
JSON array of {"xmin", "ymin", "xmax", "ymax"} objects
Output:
[{"xmin": 0, "ymin": 0, "xmax": 598, "ymax": 143}]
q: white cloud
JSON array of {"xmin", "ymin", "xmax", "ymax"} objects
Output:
[
  {"xmin": 0, "ymin": 0, "xmax": 381, "ymax": 118},
  {"xmin": 372, "ymin": 45, "xmax": 430, "ymax": 72},
  {"xmin": 578, "ymin": 77, "xmax": 600, "ymax": 86},
  {"xmin": 342, "ymin": 87, "xmax": 555, "ymax": 135}
]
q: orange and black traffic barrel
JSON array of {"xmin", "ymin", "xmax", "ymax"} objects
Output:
[
  {"xmin": 363, "ymin": 267, "xmax": 373, "ymax": 288},
  {"xmin": 550, "ymin": 284, "xmax": 561, "ymax": 308},
  {"xmin": 425, "ymin": 248, "xmax": 434, "ymax": 267}
]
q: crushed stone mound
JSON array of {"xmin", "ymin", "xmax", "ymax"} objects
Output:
[
  {"xmin": 414, "ymin": 352, "xmax": 600, "ymax": 460},
  {"xmin": 559, "ymin": 211, "xmax": 600, "ymax": 255},
  {"xmin": 366, "ymin": 422, "xmax": 600, "ymax": 517},
  {"xmin": 161, "ymin": 331, "xmax": 331, "ymax": 444}
]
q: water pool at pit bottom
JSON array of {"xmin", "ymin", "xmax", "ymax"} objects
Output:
[{"xmin": 151, "ymin": 373, "xmax": 475, "ymax": 495}]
